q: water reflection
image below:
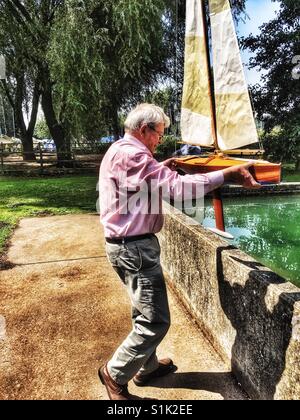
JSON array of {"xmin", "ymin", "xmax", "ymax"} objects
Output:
[{"xmin": 184, "ymin": 195, "xmax": 300, "ymax": 287}]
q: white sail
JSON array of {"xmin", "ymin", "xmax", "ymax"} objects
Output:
[
  {"xmin": 181, "ymin": 0, "xmax": 214, "ymax": 147},
  {"xmin": 209, "ymin": 0, "xmax": 259, "ymax": 150}
]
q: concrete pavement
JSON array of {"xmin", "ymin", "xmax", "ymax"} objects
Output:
[{"xmin": 0, "ymin": 214, "xmax": 247, "ymax": 400}]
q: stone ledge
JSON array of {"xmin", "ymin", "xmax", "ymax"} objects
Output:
[
  {"xmin": 218, "ymin": 182, "xmax": 300, "ymax": 197},
  {"xmin": 158, "ymin": 203, "xmax": 300, "ymax": 400}
]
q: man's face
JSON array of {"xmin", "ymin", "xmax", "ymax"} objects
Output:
[{"xmin": 143, "ymin": 123, "xmax": 165, "ymax": 154}]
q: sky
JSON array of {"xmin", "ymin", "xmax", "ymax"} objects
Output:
[{"xmin": 237, "ymin": 0, "xmax": 281, "ymax": 85}]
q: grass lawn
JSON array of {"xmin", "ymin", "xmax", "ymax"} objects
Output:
[
  {"xmin": 282, "ymin": 164, "xmax": 300, "ymax": 182},
  {"xmin": 0, "ymin": 175, "xmax": 98, "ymax": 254}
]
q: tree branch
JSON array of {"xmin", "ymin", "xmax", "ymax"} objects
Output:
[
  {"xmin": 9, "ymin": 0, "xmax": 34, "ymax": 24},
  {"xmin": 28, "ymin": 79, "xmax": 41, "ymax": 137},
  {"xmin": 15, "ymin": 74, "xmax": 27, "ymax": 135},
  {"xmin": 5, "ymin": 0, "xmax": 44, "ymax": 43}
]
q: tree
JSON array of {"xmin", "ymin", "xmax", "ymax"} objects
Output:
[
  {"xmin": 1, "ymin": 0, "xmax": 249, "ymax": 161},
  {"xmin": 0, "ymin": 0, "xmax": 41, "ymax": 160},
  {"xmin": 34, "ymin": 117, "xmax": 51, "ymax": 140},
  {"xmin": 0, "ymin": 1, "xmax": 107, "ymax": 163},
  {"xmin": 0, "ymin": 94, "xmax": 15, "ymax": 137},
  {"xmin": 90, "ymin": 0, "xmax": 169, "ymax": 139},
  {"xmin": 242, "ymin": 0, "xmax": 300, "ymax": 168},
  {"xmin": 42, "ymin": 0, "xmax": 107, "ymax": 163}
]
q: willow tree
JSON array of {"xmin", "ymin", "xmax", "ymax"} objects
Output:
[
  {"xmin": 39, "ymin": 0, "xmax": 169, "ymax": 142},
  {"xmin": 0, "ymin": 1, "xmax": 105, "ymax": 163},
  {"xmin": 44, "ymin": 0, "xmax": 106, "ymax": 158},
  {"xmin": 0, "ymin": 0, "xmax": 41, "ymax": 160},
  {"xmin": 1, "ymin": 0, "xmax": 247, "ymax": 160},
  {"xmin": 86, "ymin": 0, "xmax": 168, "ymax": 139}
]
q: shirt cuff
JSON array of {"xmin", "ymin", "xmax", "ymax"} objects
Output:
[{"xmin": 206, "ymin": 170, "xmax": 224, "ymax": 190}]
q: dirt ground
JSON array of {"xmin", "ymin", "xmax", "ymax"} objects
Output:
[{"xmin": 0, "ymin": 214, "xmax": 247, "ymax": 400}]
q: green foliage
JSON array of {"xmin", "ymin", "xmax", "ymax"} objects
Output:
[
  {"xmin": 261, "ymin": 124, "xmax": 300, "ymax": 168},
  {"xmin": 0, "ymin": 94, "xmax": 14, "ymax": 137},
  {"xmin": 0, "ymin": 0, "xmax": 41, "ymax": 143},
  {"xmin": 155, "ymin": 135, "xmax": 179, "ymax": 161},
  {"xmin": 94, "ymin": 0, "xmax": 168, "ymax": 136},
  {"xmin": 46, "ymin": 0, "xmax": 170, "ymax": 139},
  {"xmin": 72, "ymin": 139, "xmax": 111, "ymax": 155},
  {"xmin": 0, "ymin": 0, "xmax": 248, "ymax": 146},
  {"xmin": 142, "ymin": 87, "xmax": 179, "ymax": 133},
  {"xmin": 34, "ymin": 118, "xmax": 51, "ymax": 139},
  {"xmin": 47, "ymin": 0, "xmax": 108, "ymax": 140},
  {"xmin": 282, "ymin": 164, "xmax": 300, "ymax": 182},
  {"xmin": 242, "ymin": 0, "xmax": 300, "ymax": 165}
]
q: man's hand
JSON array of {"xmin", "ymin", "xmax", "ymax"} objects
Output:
[
  {"xmin": 223, "ymin": 162, "xmax": 261, "ymax": 189},
  {"xmin": 163, "ymin": 158, "xmax": 178, "ymax": 171}
]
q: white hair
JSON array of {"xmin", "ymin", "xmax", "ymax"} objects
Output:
[{"xmin": 124, "ymin": 103, "xmax": 170, "ymax": 131}]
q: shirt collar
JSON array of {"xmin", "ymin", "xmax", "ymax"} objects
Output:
[{"xmin": 123, "ymin": 133, "xmax": 152, "ymax": 156}]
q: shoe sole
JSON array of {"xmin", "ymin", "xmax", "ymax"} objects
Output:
[
  {"xmin": 98, "ymin": 367, "xmax": 105, "ymax": 385},
  {"xmin": 99, "ymin": 367, "xmax": 149, "ymax": 400},
  {"xmin": 133, "ymin": 365, "xmax": 178, "ymax": 387}
]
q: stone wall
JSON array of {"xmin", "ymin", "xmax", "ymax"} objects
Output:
[{"xmin": 158, "ymin": 203, "xmax": 300, "ymax": 400}]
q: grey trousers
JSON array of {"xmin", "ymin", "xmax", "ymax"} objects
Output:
[{"xmin": 105, "ymin": 235, "xmax": 171, "ymax": 385}]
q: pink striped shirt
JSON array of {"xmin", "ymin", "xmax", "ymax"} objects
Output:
[{"xmin": 99, "ymin": 134, "xmax": 224, "ymax": 238}]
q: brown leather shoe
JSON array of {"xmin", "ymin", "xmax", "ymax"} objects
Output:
[
  {"xmin": 99, "ymin": 364, "xmax": 141, "ymax": 400},
  {"xmin": 133, "ymin": 358, "xmax": 177, "ymax": 386}
]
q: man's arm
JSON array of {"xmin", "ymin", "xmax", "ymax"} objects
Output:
[
  {"xmin": 222, "ymin": 162, "xmax": 261, "ymax": 189},
  {"xmin": 128, "ymin": 154, "xmax": 260, "ymax": 202},
  {"xmin": 164, "ymin": 158, "xmax": 261, "ymax": 189},
  {"xmin": 129, "ymin": 154, "xmax": 221, "ymax": 199}
]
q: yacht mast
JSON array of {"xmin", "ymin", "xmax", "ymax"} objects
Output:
[{"xmin": 200, "ymin": 0, "xmax": 219, "ymax": 151}]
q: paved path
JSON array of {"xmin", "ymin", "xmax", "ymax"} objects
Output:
[{"xmin": 0, "ymin": 215, "xmax": 247, "ymax": 400}]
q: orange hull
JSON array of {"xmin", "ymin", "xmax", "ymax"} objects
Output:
[{"xmin": 175, "ymin": 156, "xmax": 282, "ymax": 184}]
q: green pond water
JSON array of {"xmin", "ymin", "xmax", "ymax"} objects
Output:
[{"xmin": 184, "ymin": 195, "xmax": 300, "ymax": 288}]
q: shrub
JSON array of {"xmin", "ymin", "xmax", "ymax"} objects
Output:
[{"xmin": 155, "ymin": 135, "xmax": 180, "ymax": 161}]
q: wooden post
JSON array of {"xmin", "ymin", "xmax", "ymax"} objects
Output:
[
  {"xmin": 72, "ymin": 150, "xmax": 76, "ymax": 169},
  {"xmin": 39, "ymin": 144, "xmax": 44, "ymax": 175},
  {"xmin": 0, "ymin": 142, "xmax": 4, "ymax": 175},
  {"xmin": 212, "ymin": 189, "xmax": 225, "ymax": 232}
]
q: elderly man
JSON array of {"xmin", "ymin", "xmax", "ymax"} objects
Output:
[{"xmin": 98, "ymin": 103, "xmax": 260, "ymax": 400}]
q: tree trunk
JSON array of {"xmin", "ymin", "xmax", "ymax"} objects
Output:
[
  {"xmin": 41, "ymin": 68, "xmax": 72, "ymax": 166},
  {"xmin": 41, "ymin": 89, "xmax": 72, "ymax": 167},
  {"xmin": 56, "ymin": 132, "xmax": 72, "ymax": 167},
  {"xmin": 21, "ymin": 135, "xmax": 36, "ymax": 161},
  {"xmin": 15, "ymin": 74, "xmax": 37, "ymax": 161},
  {"xmin": 296, "ymin": 157, "xmax": 300, "ymax": 171}
]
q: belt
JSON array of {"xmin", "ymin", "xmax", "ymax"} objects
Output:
[{"xmin": 106, "ymin": 233, "xmax": 155, "ymax": 244}]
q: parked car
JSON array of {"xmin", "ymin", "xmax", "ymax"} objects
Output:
[
  {"xmin": 100, "ymin": 135, "xmax": 115, "ymax": 144},
  {"xmin": 42, "ymin": 139, "xmax": 56, "ymax": 152}
]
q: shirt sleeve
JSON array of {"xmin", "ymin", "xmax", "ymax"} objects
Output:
[{"xmin": 125, "ymin": 153, "xmax": 224, "ymax": 201}]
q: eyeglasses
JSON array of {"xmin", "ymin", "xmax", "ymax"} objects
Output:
[{"xmin": 147, "ymin": 124, "xmax": 164, "ymax": 141}]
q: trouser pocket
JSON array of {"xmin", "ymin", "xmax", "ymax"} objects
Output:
[{"xmin": 118, "ymin": 244, "xmax": 143, "ymax": 272}]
